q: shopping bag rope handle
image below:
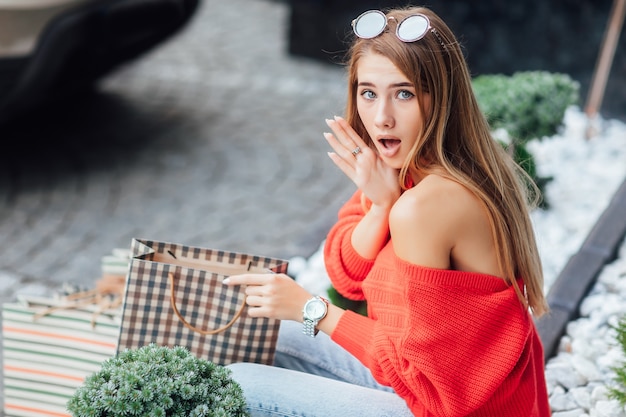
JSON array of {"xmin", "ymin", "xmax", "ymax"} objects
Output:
[{"xmin": 168, "ymin": 272, "xmax": 246, "ymax": 335}]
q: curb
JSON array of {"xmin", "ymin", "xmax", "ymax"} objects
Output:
[{"xmin": 536, "ymin": 177, "xmax": 626, "ymax": 361}]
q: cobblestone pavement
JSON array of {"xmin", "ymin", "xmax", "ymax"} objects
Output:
[{"xmin": 0, "ymin": 0, "xmax": 355, "ymax": 410}]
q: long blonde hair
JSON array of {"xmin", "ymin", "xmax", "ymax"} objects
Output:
[{"xmin": 344, "ymin": 6, "xmax": 548, "ymax": 317}]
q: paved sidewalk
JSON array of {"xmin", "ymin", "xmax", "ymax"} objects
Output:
[{"xmin": 0, "ymin": 0, "xmax": 355, "ymax": 412}]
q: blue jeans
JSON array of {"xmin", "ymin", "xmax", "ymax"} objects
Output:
[{"xmin": 227, "ymin": 321, "xmax": 413, "ymax": 417}]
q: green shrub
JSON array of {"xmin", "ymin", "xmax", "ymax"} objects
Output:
[
  {"xmin": 67, "ymin": 344, "xmax": 249, "ymax": 417},
  {"xmin": 610, "ymin": 315, "xmax": 626, "ymax": 407},
  {"xmin": 473, "ymin": 71, "xmax": 580, "ymax": 207},
  {"xmin": 473, "ymin": 71, "xmax": 580, "ymax": 144}
]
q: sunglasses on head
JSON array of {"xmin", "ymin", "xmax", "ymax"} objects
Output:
[{"xmin": 352, "ymin": 10, "xmax": 443, "ymax": 45}]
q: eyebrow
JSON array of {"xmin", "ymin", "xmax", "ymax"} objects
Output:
[{"xmin": 357, "ymin": 81, "xmax": 415, "ymax": 88}]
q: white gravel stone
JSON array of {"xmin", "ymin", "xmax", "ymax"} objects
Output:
[
  {"xmin": 590, "ymin": 400, "xmax": 625, "ymax": 417},
  {"xmin": 570, "ymin": 386, "xmax": 592, "ymax": 410}
]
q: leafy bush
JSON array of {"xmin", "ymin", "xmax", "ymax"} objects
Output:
[
  {"xmin": 473, "ymin": 71, "xmax": 580, "ymax": 144},
  {"xmin": 67, "ymin": 344, "xmax": 249, "ymax": 417},
  {"xmin": 610, "ymin": 316, "xmax": 626, "ymax": 407},
  {"xmin": 472, "ymin": 71, "xmax": 579, "ymax": 208}
]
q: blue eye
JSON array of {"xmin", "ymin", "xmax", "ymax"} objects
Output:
[
  {"xmin": 361, "ymin": 90, "xmax": 376, "ymax": 100},
  {"xmin": 398, "ymin": 90, "xmax": 414, "ymax": 100}
]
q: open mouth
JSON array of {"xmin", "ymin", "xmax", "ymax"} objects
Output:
[
  {"xmin": 379, "ymin": 138, "xmax": 401, "ymax": 149},
  {"xmin": 377, "ymin": 138, "xmax": 402, "ymax": 158}
]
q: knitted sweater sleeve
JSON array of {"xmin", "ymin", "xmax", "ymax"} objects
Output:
[
  {"xmin": 323, "ymin": 190, "xmax": 377, "ymax": 301},
  {"xmin": 331, "ymin": 256, "xmax": 536, "ymax": 416}
]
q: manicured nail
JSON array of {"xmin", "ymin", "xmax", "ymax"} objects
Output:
[{"xmin": 222, "ymin": 278, "xmax": 230, "ymax": 285}]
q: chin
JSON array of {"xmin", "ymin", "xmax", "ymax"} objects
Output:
[{"xmin": 378, "ymin": 153, "xmax": 404, "ymax": 169}]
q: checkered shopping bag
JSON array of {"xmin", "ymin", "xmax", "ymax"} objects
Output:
[{"xmin": 117, "ymin": 238, "xmax": 288, "ymax": 365}]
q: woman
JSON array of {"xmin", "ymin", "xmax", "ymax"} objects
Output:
[{"xmin": 225, "ymin": 5, "xmax": 551, "ymax": 416}]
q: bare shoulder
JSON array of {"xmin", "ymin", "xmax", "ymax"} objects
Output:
[
  {"xmin": 389, "ymin": 175, "xmax": 488, "ymax": 269},
  {"xmin": 391, "ymin": 175, "xmax": 481, "ymax": 227}
]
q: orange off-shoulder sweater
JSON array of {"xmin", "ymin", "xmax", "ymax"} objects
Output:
[{"xmin": 324, "ymin": 190, "xmax": 550, "ymax": 417}]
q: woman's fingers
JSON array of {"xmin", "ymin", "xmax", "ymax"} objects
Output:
[
  {"xmin": 327, "ymin": 116, "xmax": 368, "ymax": 149},
  {"xmin": 325, "ymin": 118, "xmax": 356, "ymax": 152},
  {"xmin": 323, "ymin": 116, "xmax": 378, "ymax": 185},
  {"xmin": 223, "ymin": 273, "xmax": 311, "ymax": 322},
  {"xmin": 324, "ymin": 132, "xmax": 359, "ymax": 165},
  {"xmin": 223, "ymin": 273, "xmax": 269, "ymax": 286}
]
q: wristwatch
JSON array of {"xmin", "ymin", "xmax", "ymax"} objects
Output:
[{"xmin": 302, "ymin": 296, "xmax": 328, "ymax": 337}]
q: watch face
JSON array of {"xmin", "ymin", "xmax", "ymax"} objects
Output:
[{"xmin": 305, "ymin": 299, "xmax": 326, "ymax": 319}]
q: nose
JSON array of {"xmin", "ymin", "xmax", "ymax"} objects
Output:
[{"xmin": 374, "ymin": 98, "xmax": 395, "ymax": 129}]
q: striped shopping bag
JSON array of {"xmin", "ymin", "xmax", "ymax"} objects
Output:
[{"xmin": 2, "ymin": 296, "xmax": 121, "ymax": 417}]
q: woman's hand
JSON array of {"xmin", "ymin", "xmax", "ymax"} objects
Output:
[
  {"xmin": 223, "ymin": 273, "xmax": 311, "ymax": 322},
  {"xmin": 324, "ymin": 116, "xmax": 401, "ymax": 209}
]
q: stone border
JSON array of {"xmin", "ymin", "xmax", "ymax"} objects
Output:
[{"xmin": 536, "ymin": 177, "xmax": 626, "ymax": 361}]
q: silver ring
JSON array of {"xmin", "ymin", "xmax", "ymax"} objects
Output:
[{"xmin": 351, "ymin": 146, "xmax": 362, "ymax": 157}]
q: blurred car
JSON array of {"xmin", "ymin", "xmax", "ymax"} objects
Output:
[{"xmin": 0, "ymin": 0, "xmax": 199, "ymax": 124}]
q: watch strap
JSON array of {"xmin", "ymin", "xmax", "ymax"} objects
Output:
[{"xmin": 303, "ymin": 318, "xmax": 319, "ymax": 337}]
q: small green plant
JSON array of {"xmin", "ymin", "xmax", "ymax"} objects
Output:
[
  {"xmin": 609, "ymin": 315, "xmax": 626, "ymax": 407},
  {"xmin": 67, "ymin": 344, "xmax": 249, "ymax": 417},
  {"xmin": 327, "ymin": 286, "xmax": 367, "ymax": 316},
  {"xmin": 473, "ymin": 71, "xmax": 580, "ymax": 207}
]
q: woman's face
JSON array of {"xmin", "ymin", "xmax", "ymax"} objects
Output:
[{"xmin": 356, "ymin": 52, "xmax": 430, "ymax": 169}]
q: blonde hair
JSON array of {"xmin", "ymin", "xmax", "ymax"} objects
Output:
[{"xmin": 344, "ymin": 6, "xmax": 548, "ymax": 317}]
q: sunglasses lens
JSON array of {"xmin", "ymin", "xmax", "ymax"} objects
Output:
[
  {"xmin": 353, "ymin": 10, "xmax": 386, "ymax": 39},
  {"xmin": 397, "ymin": 15, "xmax": 430, "ymax": 42}
]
